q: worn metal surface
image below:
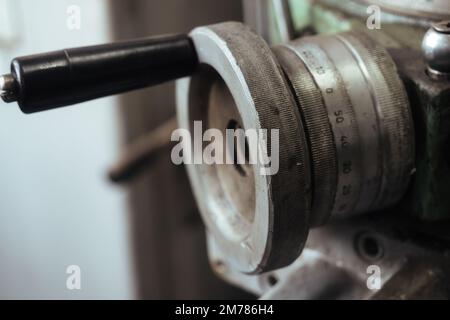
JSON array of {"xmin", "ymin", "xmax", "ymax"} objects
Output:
[
  {"xmin": 108, "ymin": 0, "xmax": 450, "ymax": 299},
  {"xmin": 277, "ymin": 32, "xmax": 414, "ymax": 219},
  {"xmin": 177, "ymin": 22, "xmax": 311, "ymax": 274},
  {"xmin": 210, "ymin": 214, "xmax": 450, "ymax": 299},
  {"xmin": 198, "ymin": 0, "xmax": 450, "ymax": 299},
  {"xmin": 177, "ymin": 20, "xmax": 417, "ymax": 280},
  {"xmin": 274, "ymin": 45, "xmax": 336, "ymax": 226},
  {"xmin": 390, "ymin": 48, "xmax": 450, "ymax": 221},
  {"xmin": 258, "ymin": 0, "xmax": 450, "ymax": 223}
]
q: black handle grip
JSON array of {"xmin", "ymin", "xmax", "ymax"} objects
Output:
[{"xmin": 6, "ymin": 34, "xmax": 198, "ymax": 113}]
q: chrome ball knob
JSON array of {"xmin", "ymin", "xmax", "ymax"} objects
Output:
[{"xmin": 422, "ymin": 20, "xmax": 450, "ymax": 79}]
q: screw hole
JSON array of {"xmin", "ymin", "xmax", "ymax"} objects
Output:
[
  {"xmin": 356, "ymin": 233, "xmax": 384, "ymax": 262},
  {"xmin": 267, "ymin": 274, "xmax": 278, "ymax": 287}
]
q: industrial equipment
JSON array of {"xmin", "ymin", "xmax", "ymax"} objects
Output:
[{"xmin": 2, "ymin": 0, "xmax": 450, "ymax": 299}]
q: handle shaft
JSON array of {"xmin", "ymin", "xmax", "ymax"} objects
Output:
[{"xmin": 1, "ymin": 34, "xmax": 198, "ymax": 113}]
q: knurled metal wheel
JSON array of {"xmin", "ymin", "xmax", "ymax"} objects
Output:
[{"xmin": 176, "ymin": 22, "xmax": 312, "ymax": 274}]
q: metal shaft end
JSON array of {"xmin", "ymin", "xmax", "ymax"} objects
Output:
[{"xmin": 0, "ymin": 74, "xmax": 17, "ymax": 103}]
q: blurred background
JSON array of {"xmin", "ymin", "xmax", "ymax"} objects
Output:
[{"xmin": 0, "ymin": 0, "xmax": 250, "ymax": 299}]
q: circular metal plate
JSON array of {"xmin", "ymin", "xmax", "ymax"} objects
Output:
[
  {"xmin": 273, "ymin": 46, "xmax": 337, "ymax": 226},
  {"xmin": 176, "ymin": 22, "xmax": 311, "ymax": 274}
]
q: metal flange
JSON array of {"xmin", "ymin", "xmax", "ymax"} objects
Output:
[{"xmin": 176, "ymin": 22, "xmax": 312, "ymax": 274}]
